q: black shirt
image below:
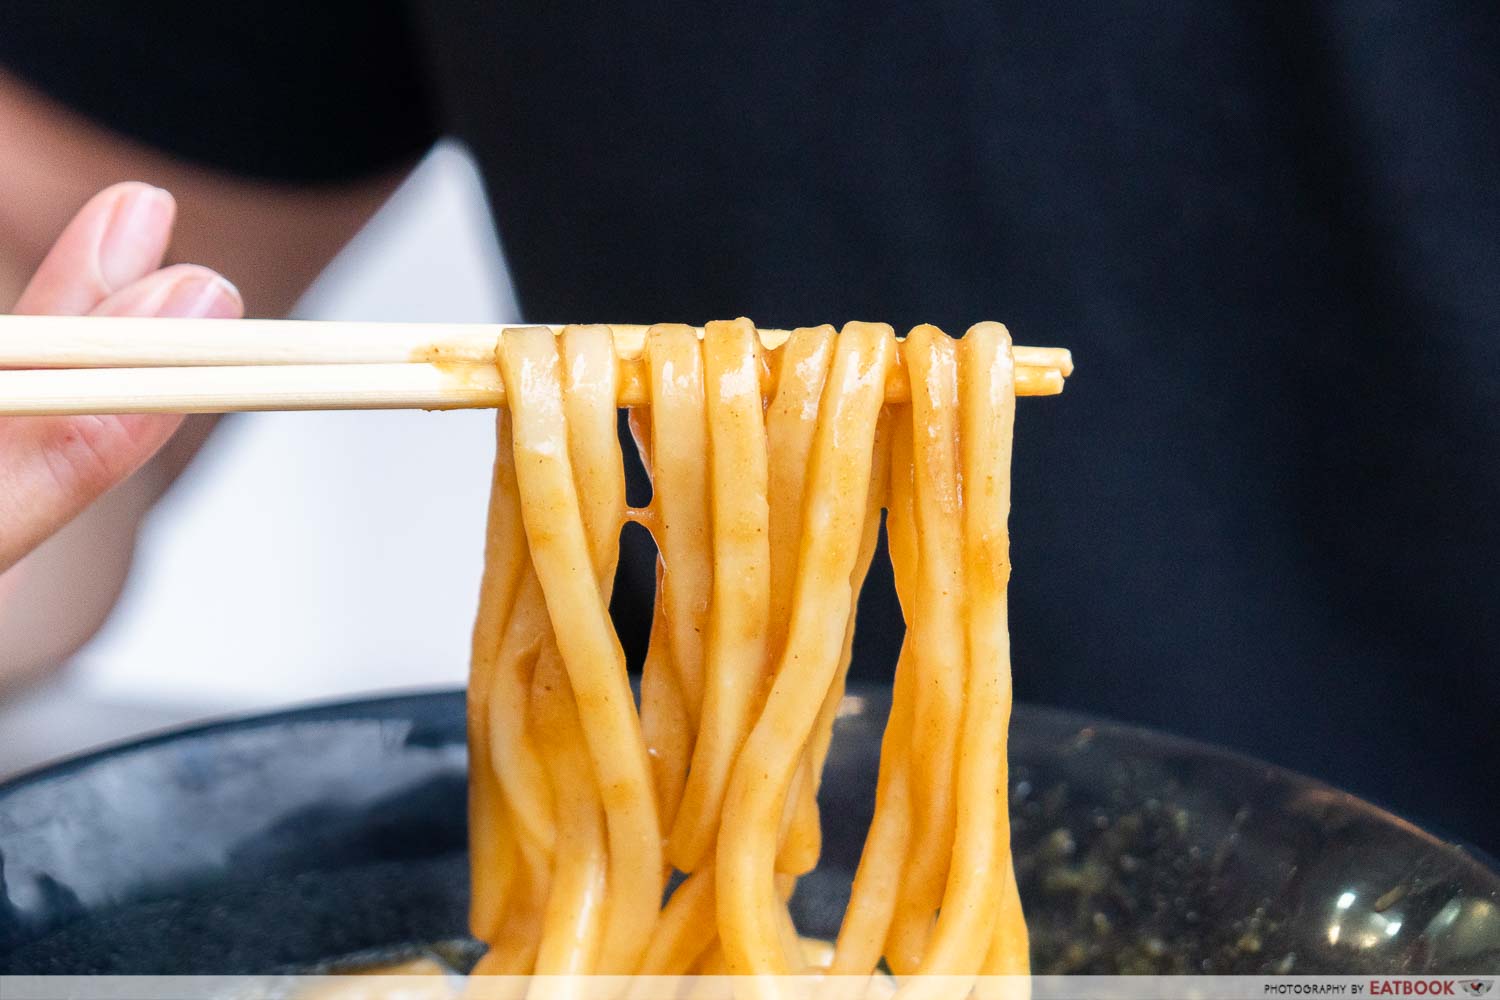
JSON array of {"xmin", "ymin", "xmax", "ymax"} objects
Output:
[{"xmin": 3, "ymin": 2, "xmax": 1497, "ymax": 851}]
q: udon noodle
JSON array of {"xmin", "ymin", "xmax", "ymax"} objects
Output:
[{"xmin": 467, "ymin": 320, "xmax": 1040, "ymax": 987}]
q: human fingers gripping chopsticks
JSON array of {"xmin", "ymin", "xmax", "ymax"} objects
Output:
[{"xmin": 0, "ymin": 182, "xmax": 242, "ymax": 574}]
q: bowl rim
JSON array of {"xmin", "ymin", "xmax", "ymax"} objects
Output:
[{"xmin": 1, "ymin": 684, "xmax": 1495, "ymax": 884}]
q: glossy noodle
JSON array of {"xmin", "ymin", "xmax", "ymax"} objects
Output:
[{"xmin": 466, "ymin": 319, "xmax": 1047, "ymax": 989}]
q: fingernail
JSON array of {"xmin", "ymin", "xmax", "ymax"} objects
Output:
[
  {"xmin": 158, "ymin": 275, "xmax": 243, "ymax": 318},
  {"xmin": 98, "ymin": 186, "xmax": 174, "ymax": 291}
]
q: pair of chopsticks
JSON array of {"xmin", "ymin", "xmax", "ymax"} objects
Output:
[{"xmin": 0, "ymin": 317, "xmax": 1073, "ymax": 415}]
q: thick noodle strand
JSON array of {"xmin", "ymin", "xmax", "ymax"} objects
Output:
[
  {"xmin": 484, "ymin": 570, "xmax": 556, "ymax": 881},
  {"xmin": 527, "ymin": 326, "xmax": 623, "ymax": 978},
  {"xmin": 633, "ymin": 867, "xmax": 720, "ymax": 978},
  {"xmin": 499, "ymin": 328, "xmax": 662, "ymax": 973},
  {"xmin": 630, "ymin": 406, "xmax": 693, "ymax": 834},
  {"xmin": 831, "ymin": 411, "xmax": 921, "ymax": 975},
  {"xmin": 645, "ymin": 325, "xmax": 712, "ymax": 730},
  {"xmin": 762, "ymin": 326, "xmax": 837, "ymax": 876},
  {"xmin": 715, "ymin": 322, "xmax": 895, "ymax": 975},
  {"xmin": 901, "ymin": 323, "xmax": 1018, "ymax": 998},
  {"xmin": 464, "ymin": 319, "xmax": 1038, "ymax": 989},
  {"xmin": 531, "ymin": 643, "xmax": 609, "ymax": 977},
  {"xmin": 885, "ymin": 326, "xmax": 966, "ymax": 974},
  {"xmin": 782, "ymin": 411, "xmax": 893, "ymax": 876},
  {"xmin": 639, "ymin": 563, "xmax": 691, "ymax": 835},
  {"xmin": 469, "ymin": 411, "xmax": 530, "ymax": 941},
  {"xmin": 669, "ymin": 319, "xmax": 772, "ymax": 872}
]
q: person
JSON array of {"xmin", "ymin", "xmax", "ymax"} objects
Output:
[
  {"xmin": 0, "ymin": 3, "xmax": 1495, "ymax": 852},
  {"xmin": 0, "ymin": 183, "xmax": 242, "ymax": 692}
]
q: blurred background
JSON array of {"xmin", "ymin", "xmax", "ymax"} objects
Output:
[
  {"xmin": 0, "ymin": 3, "xmax": 1495, "ymax": 855},
  {"xmin": 0, "ymin": 142, "xmax": 515, "ymax": 776}
]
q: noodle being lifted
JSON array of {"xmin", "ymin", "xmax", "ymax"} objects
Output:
[{"xmin": 466, "ymin": 319, "xmax": 1064, "ymax": 984}]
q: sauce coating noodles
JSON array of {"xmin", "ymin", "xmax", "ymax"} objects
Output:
[{"xmin": 468, "ymin": 320, "xmax": 1033, "ymax": 986}]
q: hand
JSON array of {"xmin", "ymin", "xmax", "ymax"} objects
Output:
[{"xmin": 0, "ymin": 182, "xmax": 243, "ymax": 575}]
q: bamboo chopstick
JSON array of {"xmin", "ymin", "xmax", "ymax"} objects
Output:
[
  {"xmin": 0, "ymin": 363, "xmax": 505, "ymax": 415},
  {"xmin": 0, "ymin": 316, "xmax": 1074, "ymax": 374},
  {"xmin": 0, "ymin": 317, "xmax": 1071, "ymax": 415}
]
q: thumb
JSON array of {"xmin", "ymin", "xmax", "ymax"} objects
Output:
[{"xmin": 0, "ymin": 279, "xmax": 243, "ymax": 576}]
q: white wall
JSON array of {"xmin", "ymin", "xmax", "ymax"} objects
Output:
[{"xmin": 57, "ymin": 142, "xmax": 517, "ymax": 727}]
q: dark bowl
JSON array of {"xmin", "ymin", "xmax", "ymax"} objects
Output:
[{"xmin": 1, "ymin": 687, "xmax": 1497, "ymax": 975}]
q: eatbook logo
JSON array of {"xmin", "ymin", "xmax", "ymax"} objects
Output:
[{"xmin": 1461, "ymin": 983, "xmax": 1494, "ymax": 997}]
